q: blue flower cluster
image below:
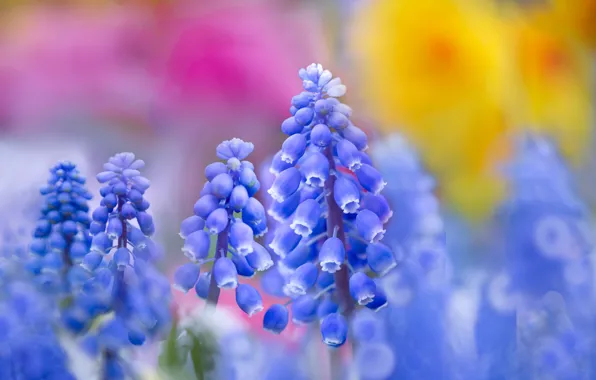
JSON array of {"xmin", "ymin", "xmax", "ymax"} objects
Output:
[
  {"xmin": 262, "ymin": 64, "xmax": 394, "ymax": 347},
  {"xmin": 27, "ymin": 161, "xmax": 93, "ymax": 293},
  {"xmin": 370, "ymin": 134, "xmax": 451, "ymax": 379},
  {"xmin": 476, "ymin": 134, "xmax": 594, "ymax": 379},
  {"xmin": 174, "ymin": 138, "xmax": 272, "ymax": 317},
  {"xmin": 65, "ymin": 153, "xmax": 172, "ymax": 379},
  {"xmin": 0, "ymin": 281, "xmax": 75, "ymax": 380}
]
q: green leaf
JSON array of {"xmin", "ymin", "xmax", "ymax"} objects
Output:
[
  {"xmin": 158, "ymin": 319, "xmax": 185, "ymax": 371},
  {"xmin": 187, "ymin": 328, "xmax": 219, "ymax": 380}
]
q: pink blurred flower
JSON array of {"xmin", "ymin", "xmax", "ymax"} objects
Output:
[
  {"xmin": 0, "ymin": 6, "xmax": 158, "ymax": 132},
  {"xmin": 159, "ymin": 1, "xmax": 326, "ymax": 133}
]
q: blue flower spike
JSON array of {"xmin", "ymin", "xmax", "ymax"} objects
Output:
[
  {"xmin": 264, "ymin": 64, "xmax": 394, "ymax": 348},
  {"xmin": 29, "ymin": 161, "xmax": 93, "ymax": 294},
  {"xmin": 174, "ymin": 138, "xmax": 267, "ymax": 316},
  {"xmin": 80, "ymin": 152, "xmax": 171, "ymax": 378}
]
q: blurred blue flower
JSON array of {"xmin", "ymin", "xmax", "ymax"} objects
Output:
[
  {"xmin": 0, "ymin": 281, "xmax": 74, "ymax": 380},
  {"xmin": 369, "ymin": 134, "xmax": 451, "ymax": 380},
  {"xmin": 27, "ymin": 161, "xmax": 92, "ymax": 295},
  {"xmin": 76, "ymin": 152, "xmax": 171, "ymax": 379},
  {"xmin": 475, "ymin": 133, "xmax": 594, "ymax": 379}
]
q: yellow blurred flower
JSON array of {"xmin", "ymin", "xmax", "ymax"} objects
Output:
[
  {"xmin": 351, "ymin": 0, "xmax": 510, "ymax": 220},
  {"xmin": 351, "ymin": 0, "xmax": 593, "ymax": 221},
  {"xmin": 506, "ymin": 6, "xmax": 594, "ymax": 164},
  {"xmin": 552, "ymin": 0, "xmax": 596, "ymax": 50}
]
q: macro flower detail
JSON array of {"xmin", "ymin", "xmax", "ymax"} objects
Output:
[
  {"xmin": 174, "ymin": 138, "xmax": 269, "ymax": 316},
  {"xmin": 263, "ymin": 64, "xmax": 394, "ymax": 347}
]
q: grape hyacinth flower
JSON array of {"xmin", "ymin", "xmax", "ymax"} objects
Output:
[
  {"xmin": 263, "ymin": 64, "xmax": 394, "ymax": 347},
  {"xmin": 0, "ymin": 281, "xmax": 75, "ymax": 380},
  {"xmin": 174, "ymin": 138, "xmax": 269, "ymax": 317},
  {"xmin": 476, "ymin": 134, "xmax": 594, "ymax": 379},
  {"xmin": 370, "ymin": 134, "xmax": 451, "ymax": 379},
  {"xmin": 27, "ymin": 161, "xmax": 93, "ymax": 294},
  {"xmin": 76, "ymin": 153, "xmax": 171, "ymax": 380}
]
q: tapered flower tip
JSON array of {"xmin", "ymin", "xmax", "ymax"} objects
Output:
[
  {"xmin": 194, "ymin": 272, "xmax": 211, "ymax": 299},
  {"xmin": 269, "ymin": 225, "xmax": 301, "ymax": 258},
  {"xmin": 292, "ymin": 294, "xmax": 318, "ymax": 325},
  {"xmin": 355, "ymin": 344, "xmax": 395, "ymax": 380},
  {"xmin": 246, "ymin": 242, "xmax": 274, "ymax": 271},
  {"xmin": 242, "ymin": 197, "xmax": 266, "ymax": 224},
  {"xmin": 281, "ymin": 134, "xmax": 307, "ymax": 164},
  {"xmin": 216, "ymin": 138, "xmax": 254, "ymax": 160},
  {"xmin": 182, "ymin": 230, "xmax": 211, "ymax": 262},
  {"xmin": 205, "ymin": 162, "xmax": 228, "ymax": 181},
  {"xmin": 285, "ymin": 262, "xmax": 318, "ymax": 296},
  {"xmin": 319, "ymin": 237, "xmax": 345, "ymax": 273},
  {"xmin": 235, "ymin": 284, "xmax": 263, "ymax": 317},
  {"xmin": 366, "ymin": 243, "xmax": 396, "ymax": 276},
  {"xmin": 268, "ymin": 191, "xmax": 301, "ymax": 223},
  {"xmin": 206, "ymin": 208, "xmax": 229, "ymax": 235},
  {"xmin": 290, "ymin": 199, "xmax": 322, "ymax": 237},
  {"xmin": 179, "ymin": 216, "xmax": 205, "ymax": 239},
  {"xmin": 263, "ymin": 304, "xmax": 289, "ymax": 334},
  {"xmin": 229, "ymin": 185, "xmax": 249, "ymax": 211},
  {"xmin": 268, "ymin": 167, "xmax": 301, "ymax": 203},
  {"xmin": 365, "ymin": 284, "xmax": 388, "ymax": 312},
  {"xmin": 229, "ymin": 220, "xmax": 254, "ymax": 256},
  {"xmin": 337, "ymin": 139, "xmax": 362, "ymax": 171},
  {"xmin": 91, "ymin": 232, "xmax": 112, "ymax": 254},
  {"xmin": 361, "ymin": 193, "xmax": 393, "ymax": 225},
  {"xmin": 270, "ymin": 150, "xmax": 294, "ymax": 175},
  {"xmin": 107, "ymin": 152, "xmax": 135, "ymax": 168},
  {"xmin": 174, "ymin": 263, "xmax": 200, "ymax": 293},
  {"xmin": 356, "ymin": 210, "xmax": 386, "ymax": 244},
  {"xmin": 320, "ymin": 313, "xmax": 348, "ymax": 347},
  {"xmin": 355, "ymin": 164, "xmax": 386, "ymax": 195},
  {"xmin": 311, "ymin": 123, "xmax": 332, "ymax": 147},
  {"xmin": 349, "ymin": 272, "xmax": 377, "ymax": 305},
  {"xmin": 334, "ymin": 177, "xmax": 360, "ymax": 214},
  {"xmin": 114, "ymin": 247, "xmax": 130, "ymax": 270},
  {"xmin": 232, "ymin": 253, "xmax": 255, "ymax": 278},
  {"xmin": 194, "ymin": 194, "xmax": 220, "ymax": 220},
  {"xmin": 211, "ymin": 173, "xmax": 234, "ymax": 199},
  {"xmin": 342, "ymin": 125, "xmax": 368, "ymax": 151},
  {"xmin": 300, "ymin": 151, "xmax": 330, "ymax": 188},
  {"xmin": 281, "ymin": 116, "xmax": 304, "ymax": 136},
  {"xmin": 213, "ymin": 257, "xmax": 239, "ymax": 289},
  {"xmin": 82, "ymin": 252, "xmax": 104, "ymax": 272},
  {"xmin": 173, "ymin": 264, "xmax": 200, "ymax": 293}
]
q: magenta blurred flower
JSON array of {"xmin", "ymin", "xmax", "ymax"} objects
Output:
[
  {"xmin": 0, "ymin": 6, "xmax": 158, "ymax": 132},
  {"xmin": 160, "ymin": 2, "xmax": 325, "ymax": 128}
]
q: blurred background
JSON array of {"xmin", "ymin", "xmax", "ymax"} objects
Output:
[{"xmin": 0, "ymin": 0, "xmax": 594, "ymax": 344}]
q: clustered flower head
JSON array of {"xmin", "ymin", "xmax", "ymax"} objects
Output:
[
  {"xmin": 263, "ymin": 64, "xmax": 395, "ymax": 347},
  {"xmin": 27, "ymin": 161, "xmax": 93, "ymax": 293},
  {"xmin": 63, "ymin": 153, "xmax": 172, "ymax": 378},
  {"xmin": 359, "ymin": 134, "xmax": 450, "ymax": 380},
  {"xmin": 498, "ymin": 134, "xmax": 591, "ymax": 297},
  {"xmin": 174, "ymin": 138, "xmax": 272, "ymax": 317},
  {"xmin": 475, "ymin": 133, "xmax": 594, "ymax": 379},
  {"xmin": 0, "ymin": 281, "xmax": 75, "ymax": 380}
]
